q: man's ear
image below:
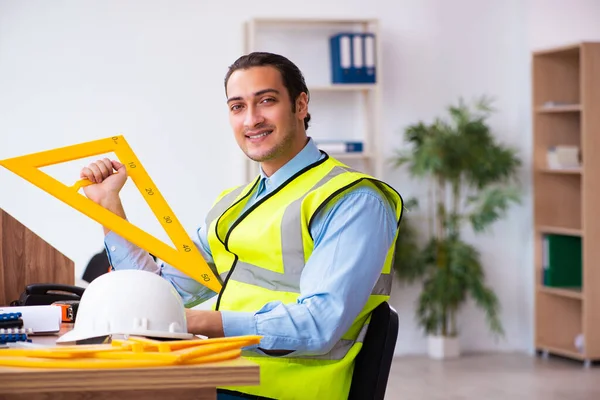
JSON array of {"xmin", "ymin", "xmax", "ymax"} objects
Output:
[{"xmin": 295, "ymin": 92, "xmax": 309, "ymax": 119}]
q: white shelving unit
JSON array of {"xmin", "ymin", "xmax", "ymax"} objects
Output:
[{"xmin": 242, "ymin": 17, "xmax": 383, "ymax": 182}]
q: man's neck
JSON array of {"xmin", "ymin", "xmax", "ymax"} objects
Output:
[{"xmin": 260, "ymin": 136, "xmax": 309, "ymax": 177}]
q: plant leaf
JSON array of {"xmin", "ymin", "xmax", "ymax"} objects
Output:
[{"xmin": 468, "ymin": 186, "xmax": 521, "ymax": 232}]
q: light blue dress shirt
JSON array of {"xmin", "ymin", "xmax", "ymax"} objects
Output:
[{"xmin": 104, "ymin": 137, "xmax": 398, "ymax": 356}]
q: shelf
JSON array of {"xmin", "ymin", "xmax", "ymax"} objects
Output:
[
  {"xmin": 534, "ymin": 172, "xmax": 581, "ymax": 230},
  {"xmin": 537, "ymin": 285, "xmax": 583, "ymax": 300},
  {"xmin": 537, "ymin": 226, "xmax": 582, "ymax": 236},
  {"xmin": 536, "ymin": 104, "xmax": 581, "ymax": 113},
  {"xmin": 325, "ymin": 152, "xmax": 373, "ymax": 160},
  {"xmin": 538, "ymin": 167, "xmax": 582, "ymax": 175},
  {"xmin": 535, "ymin": 291, "xmax": 583, "ymax": 359},
  {"xmin": 533, "ymin": 43, "xmax": 580, "ymax": 57},
  {"xmin": 309, "ymin": 84, "xmax": 378, "ymax": 92},
  {"xmin": 533, "ymin": 46, "xmax": 580, "ymax": 107},
  {"xmin": 536, "ymin": 343, "xmax": 586, "ymax": 360},
  {"xmin": 249, "ymin": 17, "xmax": 378, "ymax": 26}
]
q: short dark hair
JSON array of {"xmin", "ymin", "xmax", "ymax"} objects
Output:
[{"xmin": 224, "ymin": 52, "xmax": 311, "ymax": 130}]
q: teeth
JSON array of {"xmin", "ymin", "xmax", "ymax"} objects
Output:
[{"xmin": 250, "ymin": 131, "xmax": 271, "ymax": 138}]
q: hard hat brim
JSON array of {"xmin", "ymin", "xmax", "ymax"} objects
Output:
[{"xmin": 56, "ymin": 328, "xmax": 194, "ymax": 344}]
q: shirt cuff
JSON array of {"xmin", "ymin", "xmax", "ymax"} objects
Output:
[{"xmin": 221, "ymin": 310, "xmax": 258, "ymax": 349}]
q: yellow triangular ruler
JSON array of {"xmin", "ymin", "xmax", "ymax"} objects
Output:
[{"xmin": 0, "ymin": 135, "xmax": 222, "ymax": 293}]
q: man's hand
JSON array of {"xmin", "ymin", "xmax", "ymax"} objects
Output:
[
  {"xmin": 79, "ymin": 158, "xmax": 128, "ymax": 235},
  {"xmin": 80, "ymin": 158, "xmax": 128, "ymax": 206},
  {"xmin": 185, "ymin": 309, "xmax": 225, "ymax": 338},
  {"xmin": 184, "ymin": 309, "xmax": 291, "ymax": 355}
]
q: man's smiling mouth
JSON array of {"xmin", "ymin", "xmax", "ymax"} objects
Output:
[{"xmin": 246, "ymin": 130, "xmax": 273, "ymax": 139}]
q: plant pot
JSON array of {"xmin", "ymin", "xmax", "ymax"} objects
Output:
[{"xmin": 427, "ymin": 335, "xmax": 460, "ymax": 359}]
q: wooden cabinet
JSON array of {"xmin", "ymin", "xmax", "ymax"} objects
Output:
[
  {"xmin": 532, "ymin": 42, "xmax": 600, "ymax": 366},
  {"xmin": 0, "ymin": 208, "xmax": 74, "ymax": 306}
]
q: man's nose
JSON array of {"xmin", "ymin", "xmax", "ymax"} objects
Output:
[{"xmin": 244, "ymin": 105, "xmax": 264, "ymax": 128}]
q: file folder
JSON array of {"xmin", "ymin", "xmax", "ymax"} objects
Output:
[
  {"xmin": 316, "ymin": 140, "xmax": 364, "ymax": 153},
  {"xmin": 362, "ymin": 33, "xmax": 376, "ymax": 83},
  {"xmin": 542, "ymin": 234, "xmax": 582, "ymax": 288},
  {"xmin": 329, "ymin": 32, "xmax": 377, "ymax": 84},
  {"xmin": 352, "ymin": 34, "xmax": 365, "ymax": 83},
  {"xmin": 329, "ymin": 33, "xmax": 354, "ymax": 83}
]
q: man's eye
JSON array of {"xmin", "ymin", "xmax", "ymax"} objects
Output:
[
  {"xmin": 231, "ymin": 104, "xmax": 242, "ymax": 111},
  {"xmin": 261, "ymin": 98, "xmax": 275, "ymax": 103}
]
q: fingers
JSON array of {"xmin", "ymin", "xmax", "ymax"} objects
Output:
[
  {"xmin": 111, "ymin": 160, "xmax": 126, "ymax": 172},
  {"xmin": 99, "ymin": 158, "xmax": 113, "ymax": 174},
  {"xmin": 95, "ymin": 158, "xmax": 111, "ymax": 179},
  {"xmin": 80, "ymin": 166, "xmax": 94, "ymax": 181},
  {"xmin": 80, "ymin": 158, "xmax": 119, "ymax": 184},
  {"xmin": 87, "ymin": 163, "xmax": 104, "ymax": 183}
]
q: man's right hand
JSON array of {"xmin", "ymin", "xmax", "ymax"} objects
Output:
[{"xmin": 80, "ymin": 158, "xmax": 128, "ymax": 206}]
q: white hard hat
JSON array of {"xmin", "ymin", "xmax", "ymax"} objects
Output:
[{"xmin": 57, "ymin": 269, "xmax": 194, "ymax": 343}]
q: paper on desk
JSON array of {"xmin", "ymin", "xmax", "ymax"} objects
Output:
[{"xmin": 0, "ymin": 305, "xmax": 61, "ymax": 334}]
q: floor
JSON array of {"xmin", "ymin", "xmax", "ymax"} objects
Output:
[{"xmin": 384, "ymin": 353, "xmax": 600, "ymax": 400}]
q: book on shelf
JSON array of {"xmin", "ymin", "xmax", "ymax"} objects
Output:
[
  {"xmin": 546, "ymin": 145, "xmax": 581, "ymax": 170},
  {"xmin": 541, "ymin": 101, "xmax": 579, "ymax": 109},
  {"xmin": 316, "ymin": 140, "xmax": 363, "ymax": 154}
]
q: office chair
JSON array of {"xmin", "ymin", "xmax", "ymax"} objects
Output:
[{"xmin": 348, "ymin": 301, "xmax": 399, "ymax": 400}]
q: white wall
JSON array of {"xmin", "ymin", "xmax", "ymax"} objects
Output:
[
  {"xmin": 0, "ymin": 0, "xmax": 598, "ymax": 356},
  {"xmin": 383, "ymin": 0, "xmax": 532, "ymax": 355},
  {"xmin": 527, "ymin": 0, "xmax": 600, "ymax": 50}
]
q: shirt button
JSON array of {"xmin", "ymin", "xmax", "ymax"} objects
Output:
[{"xmin": 110, "ymin": 246, "xmax": 116, "ymax": 252}]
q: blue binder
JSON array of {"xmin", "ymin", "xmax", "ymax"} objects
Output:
[
  {"xmin": 330, "ymin": 33, "xmax": 353, "ymax": 83},
  {"xmin": 361, "ymin": 33, "xmax": 376, "ymax": 83},
  {"xmin": 329, "ymin": 32, "xmax": 377, "ymax": 84}
]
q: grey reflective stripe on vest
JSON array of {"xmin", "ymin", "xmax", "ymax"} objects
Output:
[
  {"xmin": 233, "ymin": 261, "xmax": 299, "ymax": 292},
  {"xmin": 372, "ymin": 273, "xmax": 393, "ymax": 295},
  {"xmin": 232, "ymin": 261, "xmax": 391, "ymax": 296},
  {"xmin": 278, "ymin": 166, "xmax": 349, "ymax": 287},
  {"xmin": 244, "ymin": 321, "xmax": 370, "ymax": 361},
  {"xmin": 205, "ymin": 185, "xmax": 247, "ymax": 228},
  {"xmin": 308, "ymin": 322, "xmax": 370, "ymax": 360}
]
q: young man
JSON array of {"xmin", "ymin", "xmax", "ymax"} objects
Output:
[{"xmin": 80, "ymin": 52, "xmax": 403, "ymax": 400}]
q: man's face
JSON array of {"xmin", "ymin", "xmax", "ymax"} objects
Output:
[{"xmin": 226, "ymin": 66, "xmax": 307, "ymax": 166}]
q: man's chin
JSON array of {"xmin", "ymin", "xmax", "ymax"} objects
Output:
[{"xmin": 245, "ymin": 148, "xmax": 275, "ymax": 163}]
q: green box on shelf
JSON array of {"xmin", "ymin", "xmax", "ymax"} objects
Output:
[{"xmin": 543, "ymin": 233, "xmax": 582, "ymax": 288}]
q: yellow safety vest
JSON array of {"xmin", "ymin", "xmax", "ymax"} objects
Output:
[{"xmin": 205, "ymin": 155, "xmax": 403, "ymax": 399}]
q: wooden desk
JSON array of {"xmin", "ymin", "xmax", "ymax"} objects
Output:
[{"xmin": 0, "ymin": 326, "xmax": 260, "ymax": 399}]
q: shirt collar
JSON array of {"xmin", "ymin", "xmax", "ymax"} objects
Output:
[{"xmin": 258, "ymin": 137, "xmax": 323, "ymax": 189}]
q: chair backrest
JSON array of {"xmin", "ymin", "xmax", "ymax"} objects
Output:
[{"xmin": 348, "ymin": 301, "xmax": 399, "ymax": 400}]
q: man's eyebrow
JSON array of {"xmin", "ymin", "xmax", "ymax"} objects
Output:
[
  {"xmin": 255, "ymin": 88, "xmax": 279, "ymax": 97},
  {"xmin": 227, "ymin": 88, "xmax": 280, "ymax": 103}
]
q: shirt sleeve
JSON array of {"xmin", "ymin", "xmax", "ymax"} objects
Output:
[
  {"xmin": 104, "ymin": 224, "xmax": 218, "ymax": 308},
  {"xmin": 220, "ymin": 184, "xmax": 398, "ymax": 356}
]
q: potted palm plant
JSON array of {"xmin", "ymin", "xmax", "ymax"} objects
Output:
[{"xmin": 391, "ymin": 96, "xmax": 522, "ymax": 359}]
